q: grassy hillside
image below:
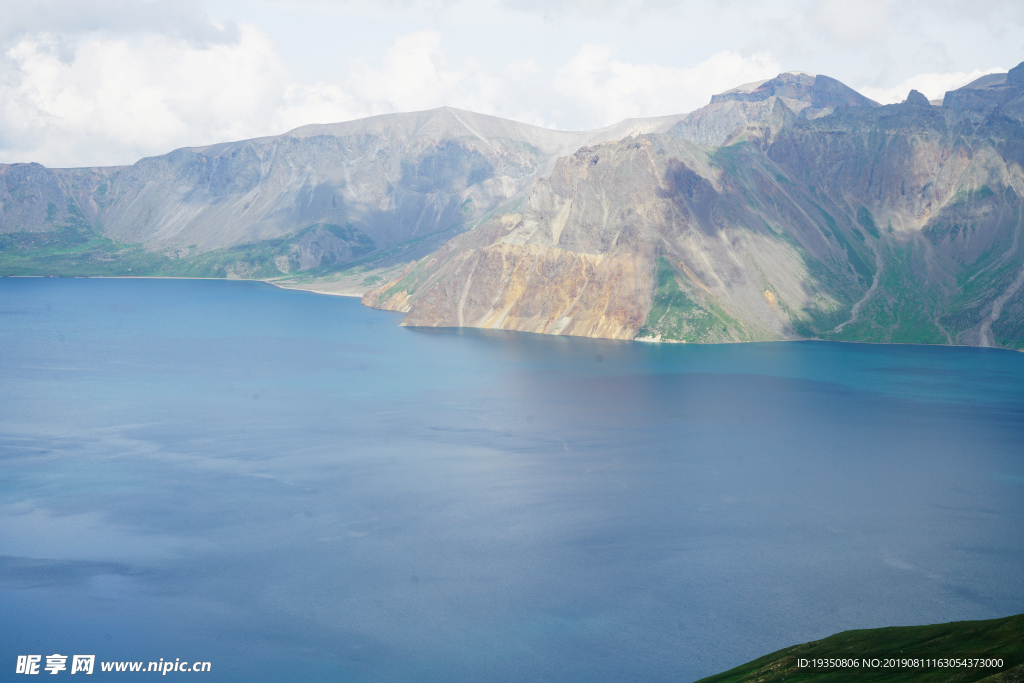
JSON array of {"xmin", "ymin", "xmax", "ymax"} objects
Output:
[
  {"xmin": 0, "ymin": 214, "xmax": 442, "ymax": 282},
  {"xmin": 696, "ymin": 613, "xmax": 1024, "ymax": 683}
]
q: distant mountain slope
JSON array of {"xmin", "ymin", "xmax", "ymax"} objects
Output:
[
  {"xmin": 6, "ymin": 62, "xmax": 1024, "ymax": 349},
  {"xmin": 363, "ymin": 62, "xmax": 1024, "ymax": 349},
  {"xmin": 943, "ymin": 62, "xmax": 1024, "ymax": 124},
  {"xmin": 0, "ymin": 108, "xmax": 596, "ymax": 277},
  {"xmin": 582, "ymin": 72, "xmax": 880, "ymax": 147},
  {"xmin": 668, "ymin": 72, "xmax": 879, "ymax": 146},
  {"xmin": 0, "ymin": 71, "xmax": 874, "ymax": 281}
]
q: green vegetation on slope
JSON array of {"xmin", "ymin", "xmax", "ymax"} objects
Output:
[
  {"xmin": 823, "ymin": 242, "xmax": 948, "ymax": 344},
  {"xmin": 814, "ymin": 204, "xmax": 875, "ymax": 285},
  {"xmin": 696, "ymin": 613, "xmax": 1024, "ymax": 683},
  {"xmin": 0, "ymin": 229, "xmax": 288, "ymax": 279},
  {"xmin": 948, "ymin": 185, "xmax": 996, "ymax": 205},
  {"xmin": 636, "ymin": 257, "xmax": 747, "ymax": 342},
  {"xmin": 858, "ymin": 206, "xmax": 881, "ymax": 238},
  {"xmin": 0, "ymin": 219, "xmax": 401, "ymax": 280}
]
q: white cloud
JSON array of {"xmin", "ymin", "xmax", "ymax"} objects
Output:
[
  {"xmin": 553, "ymin": 47, "xmax": 780, "ymax": 124},
  {"xmin": 4, "ymin": 0, "xmax": 1020, "ymax": 167},
  {"xmin": 289, "ymin": 41, "xmax": 781, "ymax": 136},
  {"xmin": 0, "ymin": 0, "xmax": 239, "ymax": 46},
  {"xmin": 858, "ymin": 68, "xmax": 1005, "ymax": 105},
  {"xmin": 0, "ymin": 25, "xmax": 288, "ymax": 167},
  {"xmin": 810, "ymin": 0, "xmax": 893, "ymax": 46},
  {"xmin": 278, "ymin": 82, "xmax": 363, "ymax": 132},
  {"xmin": 0, "ymin": 24, "xmax": 783, "ymax": 168},
  {"xmin": 346, "ymin": 30, "xmax": 467, "ymax": 114},
  {"xmin": 1, "ymin": 0, "xmax": 1022, "ymax": 168}
]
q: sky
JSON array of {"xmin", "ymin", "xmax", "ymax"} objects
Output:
[{"xmin": 0, "ymin": 0, "xmax": 1021, "ymax": 168}]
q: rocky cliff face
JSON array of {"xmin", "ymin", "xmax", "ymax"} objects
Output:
[
  {"xmin": 0, "ymin": 108, "xmax": 594, "ymax": 276},
  {"xmin": 7, "ymin": 62, "xmax": 1024, "ymax": 349},
  {"xmin": 0, "ymin": 73, "xmax": 870, "ymax": 279},
  {"xmin": 942, "ymin": 62, "xmax": 1024, "ymax": 125},
  {"xmin": 664, "ymin": 72, "xmax": 879, "ymax": 146},
  {"xmin": 765, "ymin": 75, "xmax": 1024, "ymax": 348},
  {"xmin": 363, "ymin": 134, "xmax": 850, "ymax": 344},
  {"xmin": 365, "ymin": 63, "xmax": 1024, "ymax": 350}
]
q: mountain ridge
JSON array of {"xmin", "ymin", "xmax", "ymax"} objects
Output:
[
  {"xmin": 0, "ymin": 69, "xmax": 884, "ymax": 259},
  {"xmin": 5, "ymin": 63, "xmax": 1024, "ymax": 349},
  {"xmin": 362, "ymin": 62, "xmax": 1024, "ymax": 350}
]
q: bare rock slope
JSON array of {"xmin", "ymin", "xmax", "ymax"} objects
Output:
[
  {"xmin": 365, "ymin": 64, "xmax": 1024, "ymax": 349},
  {"xmin": 5, "ymin": 62, "xmax": 1024, "ymax": 349},
  {"xmin": 0, "ymin": 72, "xmax": 872, "ymax": 280},
  {"xmin": 0, "ymin": 108, "xmax": 595, "ymax": 277}
]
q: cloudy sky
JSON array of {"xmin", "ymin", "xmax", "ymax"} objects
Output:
[{"xmin": 1, "ymin": 0, "xmax": 1021, "ymax": 167}]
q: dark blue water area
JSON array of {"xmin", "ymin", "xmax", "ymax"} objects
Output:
[{"xmin": 1, "ymin": 277, "xmax": 1023, "ymax": 682}]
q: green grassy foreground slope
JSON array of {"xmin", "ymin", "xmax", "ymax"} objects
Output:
[{"xmin": 696, "ymin": 613, "xmax": 1024, "ymax": 683}]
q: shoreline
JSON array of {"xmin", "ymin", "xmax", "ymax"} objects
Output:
[
  {"xmin": 5, "ymin": 274, "xmax": 1020, "ymax": 352},
  {"xmin": 4, "ymin": 274, "xmax": 368, "ymax": 298},
  {"xmin": 264, "ymin": 281, "xmax": 365, "ymax": 298}
]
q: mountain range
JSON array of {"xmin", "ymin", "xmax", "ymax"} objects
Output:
[{"xmin": 3, "ymin": 63, "xmax": 1024, "ymax": 349}]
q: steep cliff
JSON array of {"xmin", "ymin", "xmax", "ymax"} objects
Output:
[
  {"xmin": 4, "ymin": 71, "xmax": 872, "ymax": 280},
  {"xmin": 0, "ymin": 108, "xmax": 594, "ymax": 277},
  {"xmin": 6, "ymin": 61, "xmax": 1024, "ymax": 349},
  {"xmin": 363, "ymin": 133, "xmax": 853, "ymax": 344},
  {"xmin": 365, "ymin": 63, "xmax": 1024, "ymax": 349},
  {"xmin": 0, "ymin": 72, "xmax": 872, "ymax": 280},
  {"xmin": 664, "ymin": 72, "xmax": 879, "ymax": 146}
]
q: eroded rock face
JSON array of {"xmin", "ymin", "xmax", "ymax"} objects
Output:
[
  {"xmin": 0, "ymin": 108, "xmax": 594, "ymax": 272},
  {"xmin": 395, "ymin": 244, "xmax": 651, "ymax": 339},
  {"xmin": 364, "ymin": 136, "xmax": 846, "ymax": 343},
  {"xmin": 0, "ymin": 73, "xmax": 879, "ymax": 278},
  {"xmin": 7, "ymin": 61, "xmax": 1024, "ymax": 348},
  {"xmin": 711, "ymin": 72, "xmax": 877, "ymax": 111},
  {"xmin": 942, "ymin": 68, "xmax": 1024, "ymax": 125},
  {"xmin": 366, "ymin": 62, "xmax": 1024, "ymax": 349},
  {"xmin": 666, "ymin": 72, "xmax": 880, "ymax": 147}
]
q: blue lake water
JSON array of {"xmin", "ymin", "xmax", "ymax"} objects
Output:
[{"xmin": 1, "ymin": 277, "xmax": 1023, "ymax": 681}]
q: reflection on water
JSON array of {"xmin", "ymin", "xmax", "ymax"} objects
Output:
[{"xmin": 2, "ymin": 278, "xmax": 1023, "ymax": 682}]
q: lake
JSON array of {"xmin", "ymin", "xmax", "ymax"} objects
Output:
[{"xmin": 2, "ymin": 277, "xmax": 1022, "ymax": 681}]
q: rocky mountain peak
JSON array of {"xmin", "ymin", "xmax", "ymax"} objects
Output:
[
  {"xmin": 6, "ymin": 57, "xmax": 1024, "ymax": 350},
  {"xmin": 942, "ymin": 61, "xmax": 1024, "ymax": 123},
  {"xmin": 712, "ymin": 72, "xmax": 815, "ymax": 102},
  {"xmin": 904, "ymin": 89, "xmax": 931, "ymax": 107},
  {"xmin": 1007, "ymin": 60, "xmax": 1024, "ymax": 86},
  {"xmin": 665, "ymin": 71, "xmax": 876, "ymax": 147},
  {"xmin": 711, "ymin": 72, "xmax": 878, "ymax": 110}
]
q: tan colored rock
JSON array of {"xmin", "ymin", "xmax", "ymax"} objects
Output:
[{"xmin": 402, "ymin": 244, "xmax": 650, "ymax": 339}]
